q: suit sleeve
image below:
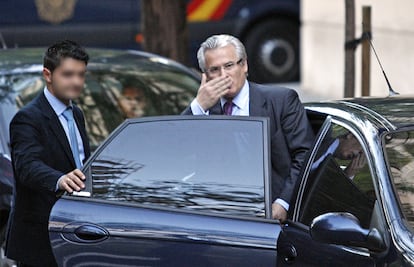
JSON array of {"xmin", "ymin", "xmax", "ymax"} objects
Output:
[
  {"xmin": 181, "ymin": 105, "xmax": 194, "ymax": 115},
  {"xmin": 10, "ymin": 110, "xmax": 64, "ymax": 192},
  {"xmin": 279, "ymin": 90, "xmax": 315, "ymax": 202}
]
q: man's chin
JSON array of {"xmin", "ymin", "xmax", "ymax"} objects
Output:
[{"xmin": 65, "ymin": 92, "xmax": 82, "ymax": 100}]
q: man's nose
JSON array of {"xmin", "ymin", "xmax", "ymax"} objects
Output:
[{"xmin": 217, "ymin": 67, "xmax": 226, "ymax": 75}]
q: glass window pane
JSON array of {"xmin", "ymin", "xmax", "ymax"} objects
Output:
[
  {"xmin": 78, "ymin": 71, "xmax": 196, "ymax": 149},
  {"xmin": 384, "ymin": 130, "xmax": 414, "ymax": 228},
  {"xmin": 91, "ymin": 118, "xmax": 267, "ymax": 218},
  {"xmin": 3, "ymin": 69, "xmax": 197, "ymax": 150}
]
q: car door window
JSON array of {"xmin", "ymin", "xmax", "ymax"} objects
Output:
[
  {"xmin": 298, "ymin": 123, "xmax": 376, "ymax": 228},
  {"xmin": 87, "ymin": 117, "xmax": 270, "ymax": 218},
  {"xmin": 384, "ymin": 129, "xmax": 414, "ymax": 229}
]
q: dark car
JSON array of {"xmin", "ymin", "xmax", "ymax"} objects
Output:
[
  {"xmin": 0, "ymin": 0, "xmax": 300, "ymax": 83},
  {"xmin": 46, "ymin": 96, "xmax": 414, "ymax": 266},
  {"xmin": 0, "ymin": 47, "xmax": 199, "ymax": 262}
]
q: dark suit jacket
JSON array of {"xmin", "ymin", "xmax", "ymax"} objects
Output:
[
  {"xmin": 182, "ymin": 82, "xmax": 314, "ymax": 205},
  {"xmin": 6, "ymin": 92, "xmax": 90, "ymax": 266}
]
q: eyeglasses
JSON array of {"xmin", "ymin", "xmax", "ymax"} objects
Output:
[{"xmin": 205, "ymin": 58, "xmax": 244, "ymax": 76}]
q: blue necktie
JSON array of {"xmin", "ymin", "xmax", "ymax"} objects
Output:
[{"xmin": 62, "ymin": 107, "xmax": 82, "ymax": 169}]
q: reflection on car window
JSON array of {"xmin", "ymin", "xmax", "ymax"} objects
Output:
[
  {"xmin": 4, "ymin": 69, "xmax": 197, "ymax": 150},
  {"xmin": 12, "ymin": 75, "xmax": 45, "ymax": 107},
  {"xmin": 299, "ymin": 123, "xmax": 376, "ymax": 228},
  {"xmin": 384, "ymin": 130, "xmax": 414, "ymax": 228},
  {"xmin": 89, "ymin": 119, "xmax": 266, "ymax": 218}
]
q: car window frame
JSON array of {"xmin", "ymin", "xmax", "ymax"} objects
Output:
[
  {"xmin": 73, "ymin": 115, "xmax": 273, "ymax": 220},
  {"xmin": 291, "ymin": 115, "xmax": 333, "ymax": 219}
]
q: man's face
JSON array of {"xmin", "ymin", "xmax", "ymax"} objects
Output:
[
  {"xmin": 43, "ymin": 58, "xmax": 87, "ymax": 103},
  {"xmin": 118, "ymin": 87, "xmax": 147, "ymax": 118},
  {"xmin": 204, "ymin": 44, "xmax": 248, "ymax": 99},
  {"xmin": 335, "ymin": 134, "xmax": 363, "ymax": 160}
]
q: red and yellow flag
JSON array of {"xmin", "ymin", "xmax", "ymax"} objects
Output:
[{"xmin": 187, "ymin": 0, "xmax": 233, "ymax": 22}]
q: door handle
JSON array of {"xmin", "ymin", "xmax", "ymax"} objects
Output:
[{"xmin": 74, "ymin": 224, "xmax": 109, "ymax": 242}]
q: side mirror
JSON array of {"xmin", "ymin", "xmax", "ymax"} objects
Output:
[{"xmin": 310, "ymin": 212, "xmax": 386, "ymax": 252}]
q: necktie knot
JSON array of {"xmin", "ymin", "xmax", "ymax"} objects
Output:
[{"xmin": 224, "ymin": 100, "xmax": 234, "ymax": 116}]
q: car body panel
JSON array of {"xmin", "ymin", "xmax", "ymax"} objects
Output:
[{"xmin": 49, "ymin": 197, "xmax": 279, "ymax": 266}]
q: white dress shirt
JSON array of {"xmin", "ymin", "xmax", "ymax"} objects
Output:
[
  {"xmin": 189, "ymin": 80, "xmax": 290, "ymax": 211},
  {"xmin": 44, "ymin": 87, "xmax": 85, "ymax": 165}
]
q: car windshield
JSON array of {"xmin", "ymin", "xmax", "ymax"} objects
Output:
[
  {"xmin": 0, "ymin": 63, "xmax": 198, "ymax": 150},
  {"xmin": 384, "ymin": 129, "xmax": 414, "ymax": 228}
]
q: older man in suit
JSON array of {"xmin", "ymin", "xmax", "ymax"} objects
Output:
[
  {"xmin": 6, "ymin": 40, "xmax": 90, "ymax": 266},
  {"xmin": 182, "ymin": 34, "xmax": 314, "ymax": 221}
]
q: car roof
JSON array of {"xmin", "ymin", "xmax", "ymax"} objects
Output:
[
  {"xmin": 0, "ymin": 47, "xmax": 200, "ymax": 79},
  {"xmin": 305, "ymin": 95, "xmax": 414, "ymax": 131}
]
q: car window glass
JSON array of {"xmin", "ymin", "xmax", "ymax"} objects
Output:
[
  {"xmin": 384, "ymin": 130, "xmax": 414, "ymax": 229},
  {"xmin": 298, "ymin": 123, "xmax": 376, "ymax": 228},
  {"xmin": 89, "ymin": 119, "xmax": 267, "ymax": 218},
  {"xmin": 12, "ymin": 75, "xmax": 45, "ymax": 107},
  {"xmin": 3, "ymin": 70, "xmax": 197, "ymax": 150}
]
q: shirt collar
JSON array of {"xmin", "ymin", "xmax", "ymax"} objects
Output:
[
  {"xmin": 220, "ymin": 79, "xmax": 249, "ymax": 110},
  {"xmin": 43, "ymin": 87, "xmax": 72, "ymax": 116}
]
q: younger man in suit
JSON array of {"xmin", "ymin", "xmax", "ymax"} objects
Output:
[
  {"xmin": 6, "ymin": 40, "xmax": 90, "ymax": 267},
  {"xmin": 182, "ymin": 34, "xmax": 314, "ymax": 221}
]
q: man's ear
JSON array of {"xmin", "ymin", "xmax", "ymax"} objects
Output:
[{"xmin": 43, "ymin": 68, "xmax": 52, "ymax": 83}]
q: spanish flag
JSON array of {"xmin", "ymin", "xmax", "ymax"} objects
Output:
[{"xmin": 187, "ymin": 0, "xmax": 233, "ymax": 22}]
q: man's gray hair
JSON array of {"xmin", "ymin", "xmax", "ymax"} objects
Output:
[{"xmin": 197, "ymin": 34, "xmax": 247, "ymax": 72}]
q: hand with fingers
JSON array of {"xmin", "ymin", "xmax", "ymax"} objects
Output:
[
  {"xmin": 272, "ymin": 202, "xmax": 288, "ymax": 222},
  {"xmin": 58, "ymin": 169, "xmax": 86, "ymax": 193},
  {"xmin": 196, "ymin": 73, "xmax": 232, "ymax": 111}
]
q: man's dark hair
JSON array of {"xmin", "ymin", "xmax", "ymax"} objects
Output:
[{"xmin": 43, "ymin": 40, "xmax": 89, "ymax": 72}]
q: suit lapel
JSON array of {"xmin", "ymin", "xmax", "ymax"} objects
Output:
[
  {"xmin": 249, "ymin": 82, "xmax": 267, "ymax": 116},
  {"xmin": 37, "ymin": 93, "xmax": 76, "ymax": 169}
]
